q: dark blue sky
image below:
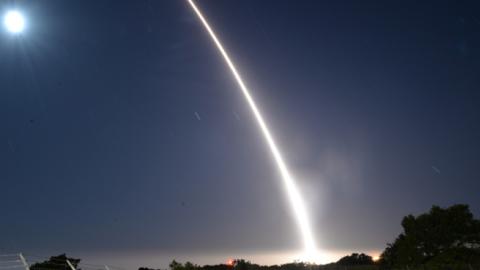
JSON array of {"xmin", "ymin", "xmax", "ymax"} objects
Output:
[{"xmin": 1, "ymin": 0, "xmax": 480, "ymax": 267}]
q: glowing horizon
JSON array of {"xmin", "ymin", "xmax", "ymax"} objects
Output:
[
  {"xmin": 187, "ymin": 0, "xmax": 319, "ymax": 262},
  {"xmin": 79, "ymin": 248, "xmax": 383, "ymax": 268}
]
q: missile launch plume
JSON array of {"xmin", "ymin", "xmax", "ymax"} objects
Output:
[{"xmin": 187, "ymin": 0, "xmax": 319, "ymax": 261}]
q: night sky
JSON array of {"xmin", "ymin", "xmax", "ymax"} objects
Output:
[{"xmin": 1, "ymin": 0, "xmax": 480, "ymax": 268}]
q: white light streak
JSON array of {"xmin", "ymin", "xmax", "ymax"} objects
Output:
[{"xmin": 187, "ymin": 0, "xmax": 318, "ymax": 261}]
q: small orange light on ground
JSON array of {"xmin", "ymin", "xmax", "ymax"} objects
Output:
[{"xmin": 226, "ymin": 259, "xmax": 234, "ymax": 267}]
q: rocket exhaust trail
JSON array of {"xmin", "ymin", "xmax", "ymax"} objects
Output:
[{"xmin": 187, "ymin": 0, "xmax": 318, "ymax": 261}]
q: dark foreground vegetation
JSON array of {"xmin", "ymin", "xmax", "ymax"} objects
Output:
[
  {"xmin": 34, "ymin": 204, "xmax": 480, "ymax": 270},
  {"xmin": 380, "ymin": 204, "xmax": 480, "ymax": 267}
]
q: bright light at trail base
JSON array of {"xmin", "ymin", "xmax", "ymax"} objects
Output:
[{"xmin": 4, "ymin": 10, "xmax": 25, "ymax": 33}]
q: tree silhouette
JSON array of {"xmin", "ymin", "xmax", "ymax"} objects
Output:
[
  {"xmin": 30, "ymin": 254, "xmax": 81, "ymax": 270},
  {"xmin": 169, "ymin": 260, "xmax": 184, "ymax": 270},
  {"xmin": 184, "ymin": 262, "xmax": 198, "ymax": 270},
  {"xmin": 380, "ymin": 204, "xmax": 480, "ymax": 267},
  {"xmin": 337, "ymin": 253, "xmax": 374, "ymax": 265}
]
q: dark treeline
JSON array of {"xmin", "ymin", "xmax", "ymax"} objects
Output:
[
  {"xmin": 139, "ymin": 204, "xmax": 480, "ymax": 270},
  {"xmin": 379, "ymin": 204, "xmax": 480, "ymax": 268},
  {"xmin": 147, "ymin": 256, "xmax": 377, "ymax": 270},
  {"xmin": 32, "ymin": 205, "xmax": 480, "ymax": 270},
  {"xmin": 30, "ymin": 254, "xmax": 81, "ymax": 270}
]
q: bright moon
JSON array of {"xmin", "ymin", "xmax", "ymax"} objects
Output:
[{"xmin": 4, "ymin": 10, "xmax": 25, "ymax": 34}]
